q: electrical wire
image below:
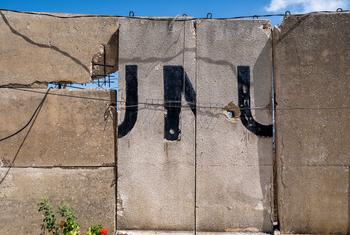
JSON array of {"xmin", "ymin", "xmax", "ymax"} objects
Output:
[
  {"xmin": 0, "ymin": 89, "xmax": 49, "ymax": 185},
  {"xmin": 0, "ymin": 8, "xmax": 349, "ymax": 21},
  {"xmin": 0, "ymin": 88, "xmax": 51, "ymax": 142},
  {"xmin": 2, "ymin": 86, "xmax": 350, "ymax": 111}
]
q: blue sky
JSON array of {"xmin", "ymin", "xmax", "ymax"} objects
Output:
[
  {"xmin": 2, "ymin": 0, "xmax": 349, "ymax": 24},
  {"xmin": 0, "ymin": 0, "xmax": 281, "ymax": 18}
]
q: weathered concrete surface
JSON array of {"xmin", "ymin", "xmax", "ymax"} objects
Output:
[
  {"xmin": 274, "ymin": 12, "xmax": 350, "ymax": 234},
  {"xmin": 0, "ymin": 88, "xmax": 114, "ymax": 166},
  {"xmin": 0, "ymin": 167, "xmax": 115, "ymax": 235},
  {"xmin": 196, "ymin": 20, "xmax": 273, "ymax": 232},
  {"xmin": 277, "ymin": 166, "xmax": 349, "ymax": 234},
  {"xmin": 117, "ymin": 18, "xmax": 196, "ymax": 231},
  {"xmin": 0, "ymin": 10, "xmax": 119, "ymax": 85}
]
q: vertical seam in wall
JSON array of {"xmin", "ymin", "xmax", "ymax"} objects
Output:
[
  {"xmin": 271, "ymin": 26, "xmax": 280, "ymax": 230},
  {"xmin": 194, "ymin": 19, "xmax": 198, "ymax": 235},
  {"xmin": 110, "ymin": 90, "xmax": 118, "ymax": 233}
]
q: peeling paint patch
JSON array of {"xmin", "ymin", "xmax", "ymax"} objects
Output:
[
  {"xmin": 223, "ymin": 101, "xmax": 240, "ymax": 123},
  {"xmin": 259, "ymin": 22, "xmax": 272, "ymax": 37}
]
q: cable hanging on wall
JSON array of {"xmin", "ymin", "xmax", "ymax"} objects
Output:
[
  {"xmin": 0, "ymin": 8, "xmax": 349, "ymax": 21},
  {"xmin": 1, "ymin": 87, "xmax": 350, "ymax": 112},
  {"xmin": 0, "ymin": 88, "xmax": 51, "ymax": 142}
]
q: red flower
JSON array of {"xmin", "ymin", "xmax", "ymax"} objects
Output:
[{"xmin": 100, "ymin": 228, "xmax": 108, "ymax": 235}]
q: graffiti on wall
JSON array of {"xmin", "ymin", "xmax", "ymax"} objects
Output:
[
  {"xmin": 163, "ymin": 66, "xmax": 196, "ymax": 140},
  {"xmin": 237, "ymin": 66, "xmax": 272, "ymax": 137},
  {"xmin": 118, "ymin": 65, "xmax": 138, "ymax": 138},
  {"xmin": 118, "ymin": 65, "xmax": 272, "ymax": 139}
]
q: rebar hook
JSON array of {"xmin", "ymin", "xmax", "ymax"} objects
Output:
[
  {"xmin": 284, "ymin": 10, "xmax": 291, "ymax": 19},
  {"xmin": 336, "ymin": 8, "xmax": 343, "ymax": 12}
]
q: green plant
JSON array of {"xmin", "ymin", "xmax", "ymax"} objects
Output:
[
  {"xmin": 58, "ymin": 203, "xmax": 80, "ymax": 235},
  {"xmin": 38, "ymin": 198, "xmax": 60, "ymax": 235},
  {"xmin": 86, "ymin": 225, "xmax": 102, "ymax": 235},
  {"xmin": 38, "ymin": 198, "xmax": 80, "ymax": 235},
  {"xmin": 86, "ymin": 224, "xmax": 108, "ymax": 235},
  {"xmin": 38, "ymin": 198, "xmax": 108, "ymax": 235}
]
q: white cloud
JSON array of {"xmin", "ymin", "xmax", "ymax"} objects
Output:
[{"xmin": 265, "ymin": 0, "xmax": 350, "ymax": 13}]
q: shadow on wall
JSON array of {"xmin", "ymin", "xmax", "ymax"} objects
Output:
[{"xmin": 253, "ymin": 36, "xmax": 275, "ymax": 232}]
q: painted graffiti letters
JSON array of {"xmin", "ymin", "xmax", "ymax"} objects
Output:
[
  {"xmin": 237, "ymin": 66, "xmax": 272, "ymax": 137},
  {"xmin": 163, "ymin": 66, "xmax": 196, "ymax": 141},
  {"xmin": 118, "ymin": 64, "xmax": 272, "ymax": 139},
  {"xmin": 118, "ymin": 65, "xmax": 138, "ymax": 138}
]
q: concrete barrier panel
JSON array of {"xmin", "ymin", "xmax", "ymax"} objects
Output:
[
  {"xmin": 196, "ymin": 19, "xmax": 273, "ymax": 232},
  {"xmin": 274, "ymin": 12, "xmax": 350, "ymax": 234},
  {"xmin": 0, "ymin": 89, "xmax": 114, "ymax": 166},
  {"xmin": 117, "ymin": 18, "xmax": 196, "ymax": 230},
  {"xmin": 276, "ymin": 165, "xmax": 349, "ymax": 234},
  {"xmin": 0, "ymin": 10, "xmax": 119, "ymax": 85},
  {"xmin": 0, "ymin": 167, "xmax": 115, "ymax": 235}
]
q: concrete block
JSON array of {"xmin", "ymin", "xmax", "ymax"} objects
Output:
[
  {"xmin": 278, "ymin": 166, "xmax": 349, "ymax": 234},
  {"xmin": 0, "ymin": 88, "xmax": 114, "ymax": 166},
  {"xmin": 0, "ymin": 10, "xmax": 119, "ymax": 85},
  {"xmin": 275, "ymin": 13, "xmax": 350, "ymax": 234},
  {"xmin": 277, "ymin": 109, "xmax": 350, "ymax": 166},
  {"xmin": 274, "ymin": 13, "xmax": 350, "ymax": 109},
  {"xmin": 196, "ymin": 165, "xmax": 273, "ymax": 232},
  {"xmin": 195, "ymin": 20, "xmax": 273, "ymax": 232},
  {"xmin": 275, "ymin": 13, "xmax": 350, "ymax": 166},
  {"xmin": 117, "ymin": 19, "xmax": 196, "ymax": 230},
  {"xmin": 0, "ymin": 167, "xmax": 115, "ymax": 235}
]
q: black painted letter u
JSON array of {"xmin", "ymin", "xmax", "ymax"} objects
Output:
[
  {"xmin": 237, "ymin": 66, "xmax": 272, "ymax": 137},
  {"xmin": 118, "ymin": 65, "xmax": 138, "ymax": 138}
]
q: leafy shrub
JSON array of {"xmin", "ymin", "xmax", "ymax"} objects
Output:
[
  {"xmin": 38, "ymin": 198, "xmax": 108, "ymax": 235},
  {"xmin": 38, "ymin": 198, "xmax": 60, "ymax": 235},
  {"xmin": 58, "ymin": 203, "xmax": 80, "ymax": 235}
]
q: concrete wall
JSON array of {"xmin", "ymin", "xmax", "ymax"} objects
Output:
[
  {"xmin": 0, "ymin": 168, "xmax": 115, "ymax": 235},
  {"xmin": 195, "ymin": 19, "xmax": 273, "ymax": 232},
  {"xmin": 117, "ymin": 18, "xmax": 196, "ymax": 231},
  {"xmin": 0, "ymin": 89, "xmax": 116, "ymax": 234},
  {"xmin": 116, "ymin": 18, "xmax": 274, "ymax": 233},
  {"xmin": 0, "ymin": 9, "xmax": 350, "ymax": 235},
  {"xmin": 0, "ymin": 10, "xmax": 119, "ymax": 85},
  {"xmin": 274, "ymin": 12, "xmax": 350, "ymax": 234},
  {"xmin": 0, "ymin": 89, "xmax": 114, "ymax": 166}
]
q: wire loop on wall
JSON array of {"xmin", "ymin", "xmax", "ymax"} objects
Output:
[
  {"xmin": 1, "ymin": 8, "xmax": 350, "ymax": 21},
  {"xmin": 284, "ymin": 10, "xmax": 291, "ymax": 19}
]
